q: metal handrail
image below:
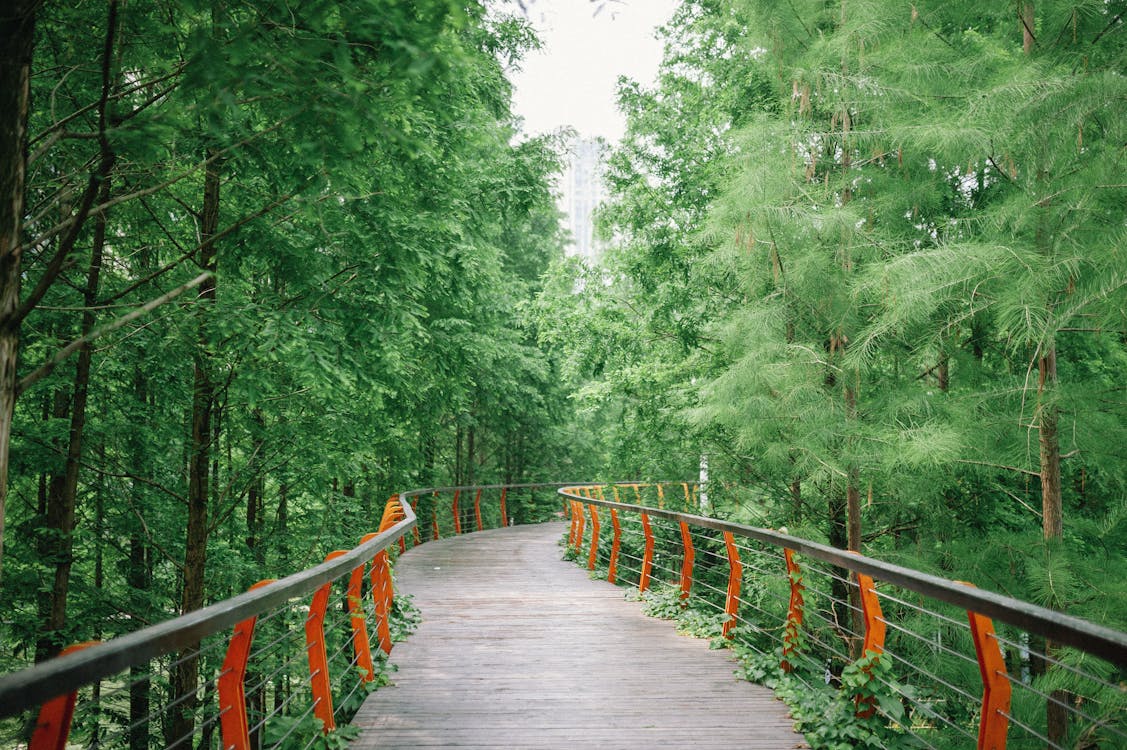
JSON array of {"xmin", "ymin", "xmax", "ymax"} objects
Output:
[
  {"xmin": 558, "ymin": 486, "xmax": 1127, "ymax": 668},
  {"xmin": 0, "ymin": 502, "xmax": 417, "ymax": 718},
  {"xmin": 11, "ymin": 477, "xmax": 1122, "ymax": 750}
]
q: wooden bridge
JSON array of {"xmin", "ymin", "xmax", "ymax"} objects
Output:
[
  {"xmin": 350, "ymin": 522, "xmax": 802, "ymax": 749},
  {"xmin": 3, "ymin": 482, "xmax": 1125, "ymax": 750}
]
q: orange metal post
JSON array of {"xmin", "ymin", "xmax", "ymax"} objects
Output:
[
  {"xmin": 678, "ymin": 521, "xmax": 694, "ymax": 601},
  {"xmin": 961, "ymin": 583, "xmax": 1012, "ymax": 750},
  {"xmin": 411, "ymin": 498, "xmax": 421, "ymax": 546},
  {"xmin": 657, "ymin": 484, "xmax": 666, "ymax": 509},
  {"xmin": 432, "ymin": 491, "xmax": 441, "ymax": 540},
  {"xmin": 639, "ymin": 512, "xmax": 655, "ymax": 593},
  {"xmin": 781, "ymin": 549, "xmax": 805, "ymax": 672},
  {"xmin": 370, "ymin": 501, "xmax": 403, "ymax": 656},
  {"xmin": 499, "ymin": 486, "xmax": 508, "ymax": 527},
  {"xmin": 29, "ymin": 641, "xmax": 99, "ymax": 750},
  {"xmin": 306, "ymin": 552, "xmax": 344, "ymax": 734},
  {"xmin": 351, "ymin": 539, "xmax": 379, "ymax": 681},
  {"xmin": 574, "ymin": 501, "xmax": 586, "ymax": 554},
  {"xmin": 682, "ymin": 482, "xmax": 691, "ymax": 510},
  {"xmin": 722, "ymin": 532, "xmax": 742, "ymax": 639},
  {"xmin": 218, "ymin": 580, "xmax": 276, "ymax": 750},
  {"xmin": 852, "ymin": 562, "xmax": 887, "ymax": 718},
  {"xmin": 474, "ymin": 488, "xmax": 484, "ymax": 531},
  {"xmin": 452, "ymin": 489, "xmax": 462, "ymax": 535},
  {"xmin": 587, "ymin": 504, "xmax": 600, "ymax": 571},
  {"xmin": 608, "ymin": 508, "xmax": 621, "ymax": 584},
  {"xmin": 856, "ymin": 571, "xmax": 886, "ymax": 658},
  {"xmin": 370, "ymin": 550, "xmax": 393, "ymax": 655},
  {"xmin": 568, "ymin": 499, "xmax": 578, "ymax": 548},
  {"xmin": 612, "ymin": 486, "xmax": 621, "ymax": 503}
]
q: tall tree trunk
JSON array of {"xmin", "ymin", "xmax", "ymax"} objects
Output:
[
  {"xmin": 36, "ymin": 388, "xmax": 70, "ymax": 662},
  {"xmin": 1021, "ymin": 3, "xmax": 1036, "ymax": 53},
  {"xmin": 1038, "ymin": 348, "xmax": 1061, "ymax": 539},
  {"xmin": 1039, "ymin": 344, "xmax": 1068, "ymax": 743},
  {"xmin": 246, "ymin": 410, "xmax": 265, "ymax": 568},
  {"xmin": 165, "ymin": 148, "xmax": 221, "ymax": 748},
  {"xmin": 0, "ymin": 2, "xmax": 38, "ymax": 585},
  {"xmin": 127, "ymin": 249, "xmax": 152, "ymax": 750},
  {"xmin": 128, "ymin": 521, "xmax": 150, "ymax": 750},
  {"xmin": 37, "ymin": 169, "xmax": 113, "ymax": 661},
  {"xmin": 455, "ymin": 424, "xmax": 463, "ymax": 485},
  {"xmin": 466, "ymin": 423, "xmax": 475, "ymax": 486}
]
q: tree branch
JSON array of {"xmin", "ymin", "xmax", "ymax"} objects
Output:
[
  {"xmin": 17, "ymin": 271, "xmax": 213, "ymax": 396},
  {"xmin": 956, "ymin": 458, "xmax": 1041, "ymax": 478},
  {"xmin": 100, "ymin": 187, "xmax": 300, "ymax": 305}
]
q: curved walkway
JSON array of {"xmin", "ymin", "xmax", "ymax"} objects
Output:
[{"xmin": 351, "ymin": 522, "xmax": 806, "ymax": 749}]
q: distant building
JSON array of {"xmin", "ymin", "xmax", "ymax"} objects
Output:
[{"xmin": 560, "ymin": 138, "xmax": 607, "ymax": 263}]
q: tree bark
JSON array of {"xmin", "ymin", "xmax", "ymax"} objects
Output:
[
  {"xmin": 1038, "ymin": 344, "xmax": 1069, "ymax": 742},
  {"xmin": 165, "ymin": 148, "xmax": 221, "ymax": 747},
  {"xmin": 37, "ymin": 168, "xmax": 113, "ymax": 661},
  {"xmin": 0, "ymin": 1, "xmax": 38, "ymax": 585},
  {"xmin": 1038, "ymin": 347, "xmax": 1062, "ymax": 539},
  {"xmin": 1022, "ymin": 3, "xmax": 1036, "ymax": 54},
  {"xmin": 36, "ymin": 388, "xmax": 70, "ymax": 662}
]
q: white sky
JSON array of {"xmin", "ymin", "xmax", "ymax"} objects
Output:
[{"xmin": 509, "ymin": 0, "xmax": 679, "ymax": 143}]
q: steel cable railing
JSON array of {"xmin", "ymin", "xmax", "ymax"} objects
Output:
[
  {"xmin": 561, "ymin": 483, "xmax": 1127, "ymax": 750},
  {"xmin": 0, "ymin": 482, "xmax": 582, "ymax": 750},
  {"xmin": 7, "ymin": 479, "xmax": 1125, "ymax": 750}
]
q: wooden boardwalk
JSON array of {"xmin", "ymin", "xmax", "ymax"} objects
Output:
[{"xmin": 350, "ymin": 522, "xmax": 806, "ymax": 749}]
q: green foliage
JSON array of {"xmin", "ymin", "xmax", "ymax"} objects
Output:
[
  {"xmin": 548, "ymin": 0, "xmax": 1127, "ymax": 642},
  {"xmin": 1, "ymin": 2, "xmax": 577, "ymax": 745},
  {"xmin": 390, "ymin": 591, "xmax": 422, "ymax": 643}
]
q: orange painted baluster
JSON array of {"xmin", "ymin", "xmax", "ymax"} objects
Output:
[
  {"xmin": 656, "ymin": 484, "xmax": 666, "ymax": 509},
  {"xmin": 411, "ymin": 498, "xmax": 421, "ymax": 546},
  {"xmin": 596, "ymin": 485, "xmax": 606, "ymax": 501},
  {"xmin": 856, "ymin": 572, "xmax": 886, "ymax": 658},
  {"xmin": 678, "ymin": 521, "xmax": 694, "ymax": 601},
  {"xmin": 612, "ymin": 486, "xmax": 621, "ymax": 503},
  {"xmin": 371, "ymin": 500, "xmax": 404, "ymax": 655},
  {"xmin": 960, "ymin": 583, "xmax": 1012, "ymax": 750},
  {"xmin": 631, "ymin": 484, "xmax": 642, "ymax": 504},
  {"xmin": 474, "ymin": 488, "xmax": 484, "ymax": 531},
  {"xmin": 608, "ymin": 508, "xmax": 621, "ymax": 584},
  {"xmin": 499, "ymin": 486, "xmax": 508, "ymax": 527},
  {"xmin": 370, "ymin": 550, "xmax": 394, "ymax": 655},
  {"xmin": 682, "ymin": 482, "xmax": 691, "ymax": 510},
  {"xmin": 307, "ymin": 552, "xmax": 345, "ymax": 734},
  {"xmin": 432, "ymin": 491, "xmax": 440, "ymax": 540},
  {"xmin": 352, "ymin": 539, "xmax": 379, "ymax": 680},
  {"xmin": 452, "ymin": 489, "xmax": 462, "ymax": 535},
  {"xmin": 218, "ymin": 580, "xmax": 276, "ymax": 750},
  {"xmin": 568, "ymin": 498, "xmax": 578, "ymax": 548},
  {"xmin": 587, "ymin": 504, "xmax": 601, "ymax": 570},
  {"xmin": 29, "ymin": 641, "xmax": 100, "ymax": 750},
  {"xmin": 639, "ymin": 512, "xmax": 655, "ymax": 593},
  {"xmin": 722, "ymin": 532, "xmax": 742, "ymax": 639},
  {"xmin": 574, "ymin": 501, "xmax": 586, "ymax": 554},
  {"xmin": 851, "ymin": 560, "xmax": 886, "ymax": 718},
  {"xmin": 781, "ymin": 549, "xmax": 805, "ymax": 672}
]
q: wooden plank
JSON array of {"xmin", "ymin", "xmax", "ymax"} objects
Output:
[{"xmin": 351, "ymin": 523, "xmax": 807, "ymax": 749}]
